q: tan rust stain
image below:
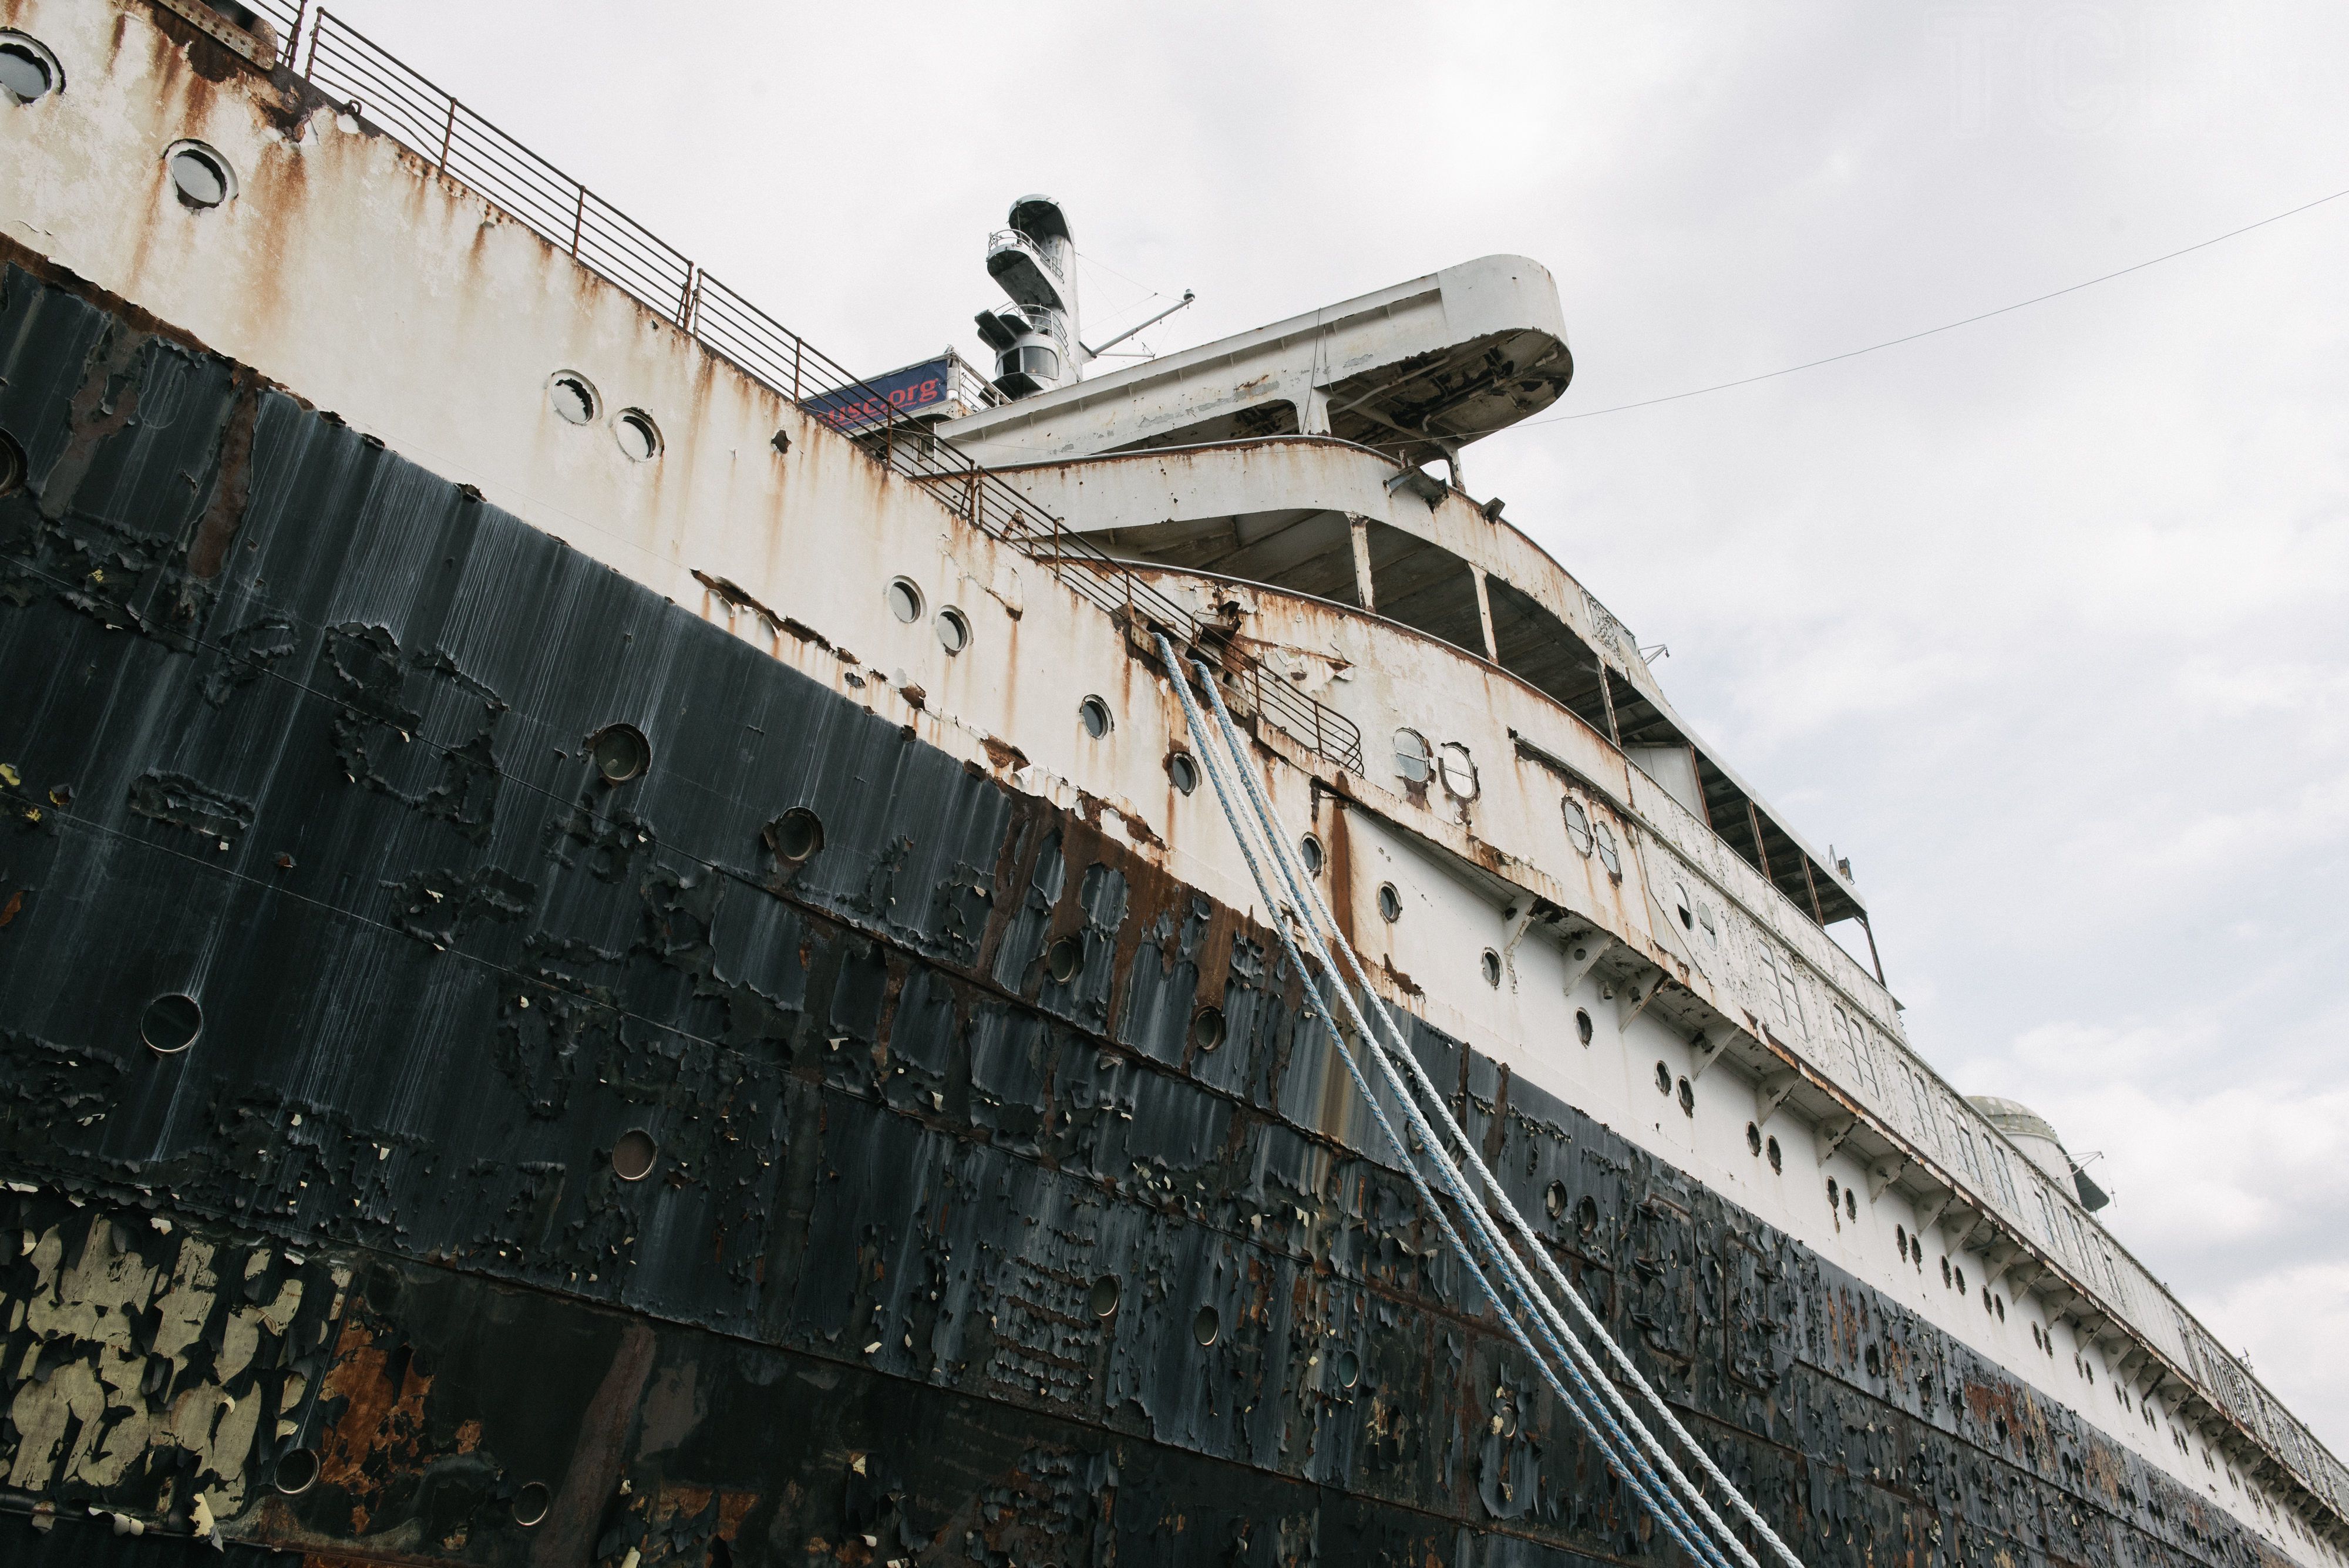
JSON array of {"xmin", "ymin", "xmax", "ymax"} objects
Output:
[{"xmin": 314, "ymin": 1314, "xmax": 433, "ymax": 1534}]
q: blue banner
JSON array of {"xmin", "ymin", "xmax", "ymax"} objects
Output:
[{"xmin": 803, "ymin": 356, "xmax": 955, "ymax": 432}]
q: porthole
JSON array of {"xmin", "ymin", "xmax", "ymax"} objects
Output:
[
  {"xmin": 1995, "ymin": 1296, "xmax": 2005, "ymax": 1322},
  {"xmin": 589, "ymin": 723, "xmax": 650, "ymax": 785},
  {"xmin": 0, "ymin": 429, "xmax": 23, "ymax": 496},
  {"xmin": 1845, "ymin": 1187, "xmax": 1856, "ymax": 1220},
  {"xmin": 0, "ymin": 34, "xmax": 59, "ymax": 106},
  {"xmin": 1766, "ymin": 1136, "xmax": 1782, "ymax": 1173},
  {"xmin": 611, "ymin": 1129, "xmax": 658, "ymax": 1182},
  {"xmin": 613, "ymin": 408, "xmax": 661, "ymax": 461},
  {"xmin": 1653, "ymin": 1061, "xmax": 1671, "ymax": 1095},
  {"xmin": 164, "ymin": 140, "xmax": 234, "ymax": 209},
  {"xmin": 1436, "ymin": 741, "xmax": 1478, "ymax": 800},
  {"xmin": 548, "ymin": 371, "xmax": 598, "ymax": 425},
  {"xmin": 1940, "ymin": 1256, "xmax": 1953, "ymax": 1287},
  {"xmin": 1078, "ymin": 695, "xmax": 1112, "ymax": 738},
  {"xmin": 1392, "ymin": 728, "xmax": 1432, "ymax": 785},
  {"xmin": 1375, "ymin": 883, "xmax": 1401, "ymax": 923},
  {"xmin": 1562, "ymin": 796, "xmax": 1594, "ymax": 854},
  {"xmin": 1954, "ymin": 1265, "xmax": 1966, "ymax": 1294},
  {"xmin": 1594, "ymin": 822, "xmax": 1621, "ymax": 879},
  {"xmin": 1676, "ymin": 1076, "xmax": 1694, "ymax": 1117},
  {"xmin": 1193, "ymin": 1305, "xmax": 1220, "ymax": 1347},
  {"xmin": 1574, "ymin": 1008, "xmax": 1593, "ymax": 1045},
  {"xmin": 1544, "ymin": 1180, "xmax": 1567, "ymax": 1220},
  {"xmin": 1089, "ymin": 1274, "xmax": 1121, "ymax": 1318},
  {"xmin": 1982, "ymin": 1286, "xmax": 1994, "ymax": 1314},
  {"xmin": 1335, "ymin": 1348, "xmax": 1361, "ymax": 1389},
  {"xmin": 1189, "ymin": 1005, "xmax": 1226, "ymax": 1052},
  {"xmin": 765, "ymin": 806, "xmax": 823, "ymax": 863},
  {"xmin": 1896, "ymin": 1224, "xmax": 1909, "ymax": 1259},
  {"xmin": 1826, "ymin": 1177, "xmax": 1840, "ymax": 1207},
  {"xmin": 1672, "ymin": 882, "xmax": 1694, "ymax": 931},
  {"xmin": 1299, "ymin": 833, "xmax": 1324, "ymax": 875},
  {"xmin": 1167, "ymin": 752, "xmax": 1199, "ymax": 795},
  {"xmin": 1045, "ymin": 936, "xmax": 1082, "ymax": 984},
  {"xmin": 885, "ymin": 577, "xmax": 924, "ymax": 624},
  {"xmin": 1479, "ymin": 948, "xmax": 1501, "ymax": 988},
  {"xmin": 1745, "ymin": 1121, "xmax": 1762, "ymax": 1156},
  {"xmin": 935, "ymin": 605, "xmax": 971, "ymax": 655},
  {"xmin": 272, "ymin": 1446, "xmax": 319, "ymax": 1496},
  {"xmin": 1576, "ymin": 1194, "xmax": 1598, "ymax": 1235},
  {"xmin": 141, "ymin": 992, "xmax": 203, "ymax": 1054},
  {"xmin": 512, "ymin": 1481, "xmax": 552, "ymax": 1527},
  {"xmin": 1865, "ymin": 1344, "xmax": 1882, "ymax": 1379}
]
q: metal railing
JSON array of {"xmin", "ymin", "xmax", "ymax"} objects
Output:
[
  {"xmin": 987, "ymin": 227, "xmax": 1068, "ymax": 288},
  {"xmin": 221, "ymin": 6, "xmax": 1362, "ymax": 775}
]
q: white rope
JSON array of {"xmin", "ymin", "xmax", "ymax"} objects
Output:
[
  {"xmin": 1156, "ymin": 639, "xmax": 1755, "ymax": 1568},
  {"xmin": 1176, "ymin": 645, "xmax": 1806, "ymax": 1568}
]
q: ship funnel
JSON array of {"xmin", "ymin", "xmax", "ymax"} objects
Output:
[
  {"xmin": 1968, "ymin": 1095, "xmax": 2111, "ymax": 1212},
  {"xmin": 974, "ymin": 194, "xmax": 1081, "ymax": 399}
]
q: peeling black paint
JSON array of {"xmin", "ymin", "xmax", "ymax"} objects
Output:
[{"xmin": 0, "ymin": 263, "xmax": 2316, "ymax": 1568}]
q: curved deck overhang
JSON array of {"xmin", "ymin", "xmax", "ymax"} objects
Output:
[
  {"xmin": 977, "ymin": 435, "xmax": 1867, "ymax": 927},
  {"xmin": 937, "ymin": 255, "xmax": 1572, "ymax": 473}
]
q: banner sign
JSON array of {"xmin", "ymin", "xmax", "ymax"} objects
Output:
[{"xmin": 803, "ymin": 356, "xmax": 955, "ymax": 432}]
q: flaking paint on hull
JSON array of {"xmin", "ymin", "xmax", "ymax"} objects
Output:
[{"xmin": 0, "ymin": 264, "xmax": 2296, "ymax": 1568}]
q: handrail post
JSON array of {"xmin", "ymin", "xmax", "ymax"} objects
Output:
[
  {"xmin": 436, "ymin": 95, "xmax": 456, "ymax": 170},
  {"xmin": 287, "ymin": 0, "xmax": 312, "ymax": 69},
  {"xmin": 568, "ymin": 186, "xmax": 585, "ymax": 257},
  {"xmin": 792, "ymin": 340, "xmax": 802, "ymax": 404}
]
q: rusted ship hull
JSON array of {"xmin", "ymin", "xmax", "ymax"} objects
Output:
[{"xmin": 0, "ymin": 258, "xmax": 2294, "ymax": 1568}]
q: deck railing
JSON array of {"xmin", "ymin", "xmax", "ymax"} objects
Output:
[{"xmin": 223, "ymin": 4, "xmax": 1364, "ymax": 776}]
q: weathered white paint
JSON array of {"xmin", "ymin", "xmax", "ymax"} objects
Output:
[{"xmin": 0, "ymin": 1, "xmax": 2336, "ymax": 1553}]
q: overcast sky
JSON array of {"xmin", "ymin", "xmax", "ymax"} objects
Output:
[{"xmin": 329, "ymin": 1, "xmax": 2349, "ymax": 1448}]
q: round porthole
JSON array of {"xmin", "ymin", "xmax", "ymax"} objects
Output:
[
  {"xmin": 1845, "ymin": 1188, "xmax": 1857, "ymax": 1221},
  {"xmin": 1375, "ymin": 883, "xmax": 1401, "ymax": 923},
  {"xmin": 935, "ymin": 605, "xmax": 970, "ymax": 655},
  {"xmin": 1672, "ymin": 883, "xmax": 1694, "ymax": 931},
  {"xmin": 1167, "ymin": 752, "xmax": 1198, "ymax": 795},
  {"xmin": 1653, "ymin": 1061, "xmax": 1671, "ymax": 1095},
  {"xmin": 1437, "ymin": 742, "xmax": 1478, "ymax": 800},
  {"xmin": 1189, "ymin": 1005, "xmax": 1226, "ymax": 1052},
  {"xmin": 1299, "ymin": 833, "xmax": 1324, "ymax": 875},
  {"xmin": 1562, "ymin": 796, "xmax": 1593, "ymax": 855},
  {"xmin": 1574, "ymin": 1008, "xmax": 1593, "ymax": 1045},
  {"xmin": 141, "ymin": 992, "xmax": 203, "ymax": 1054},
  {"xmin": 1335, "ymin": 1349, "xmax": 1360, "ymax": 1389},
  {"xmin": 512, "ymin": 1481, "xmax": 552, "ymax": 1527},
  {"xmin": 548, "ymin": 371, "xmax": 598, "ymax": 425},
  {"xmin": 1677, "ymin": 1076, "xmax": 1694, "ymax": 1116},
  {"xmin": 1766, "ymin": 1136, "xmax": 1782, "ymax": 1173},
  {"xmin": 1479, "ymin": 948, "xmax": 1501, "ymax": 988},
  {"xmin": 1391, "ymin": 728, "xmax": 1432, "ymax": 785},
  {"xmin": 1078, "ymin": 695, "xmax": 1112, "ymax": 738},
  {"xmin": 0, "ymin": 35, "xmax": 59, "ymax": 106},
  {"xmin": 1576, "ymin": 1194, "xmax": 1598, "ymax": 1236},
  {"xmin": 164, "ymin": 140, "xmax": 234, "ymax": 209},
  {"xmin": 885, "ymin": 577, "xmax": 924, "ymax": 624},
  {"xmin": 1544, "ymin": 1180, "xmax": 1567, "ymax": 1220},
  {"xmin": 589, "ymin": 723, "xmax": 649, "ymax": 785},
  {"xmin": 0, "ymin": 430, "xmax": 23, "ymax": 496},
  {"xmin": 613, "ymin": 409, "xmax": 661, "ymax": 462},
  {"xmin": 1089, "ymin": 1274, "xmax": 1121, "ymax": 1318},
  {"xmin": 272, "ymin": 1446, "xmax": 319, "ymax": 1496},
  {"xmin": 766, "ymin": 806, "xmax": 823, "ymax": 863},
  {"xmin": 1593, "ymin": 823, "xmax": 1621, "ymax": 879},
  {"xmin": 1046, "ymin": 936, "xmax": 1081, "ymax": 984},
  {"xmin": 1746, "ymin": 1121, "xmax": 1762, "ymax": 1156},
  {"xmin": 611, "ymin": 1129, "xmax": 658, "ymax": 1182},
  {"xmin": 1193, "ymin": 1305, "xmax": 1220, "ymax": 1347},
  {"xmin": 1826, "ymin": 1177, "xmax": 1840, "ymax": 1207}
]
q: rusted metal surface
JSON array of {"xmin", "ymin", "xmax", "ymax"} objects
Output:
[
  {"xmin": 1, "ymin": 0, "xmax": 2340, "ymax": 1554},
  {"xmin": 0, "ymin": 263, "xmax": 2327, "ymax": 1568}
]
